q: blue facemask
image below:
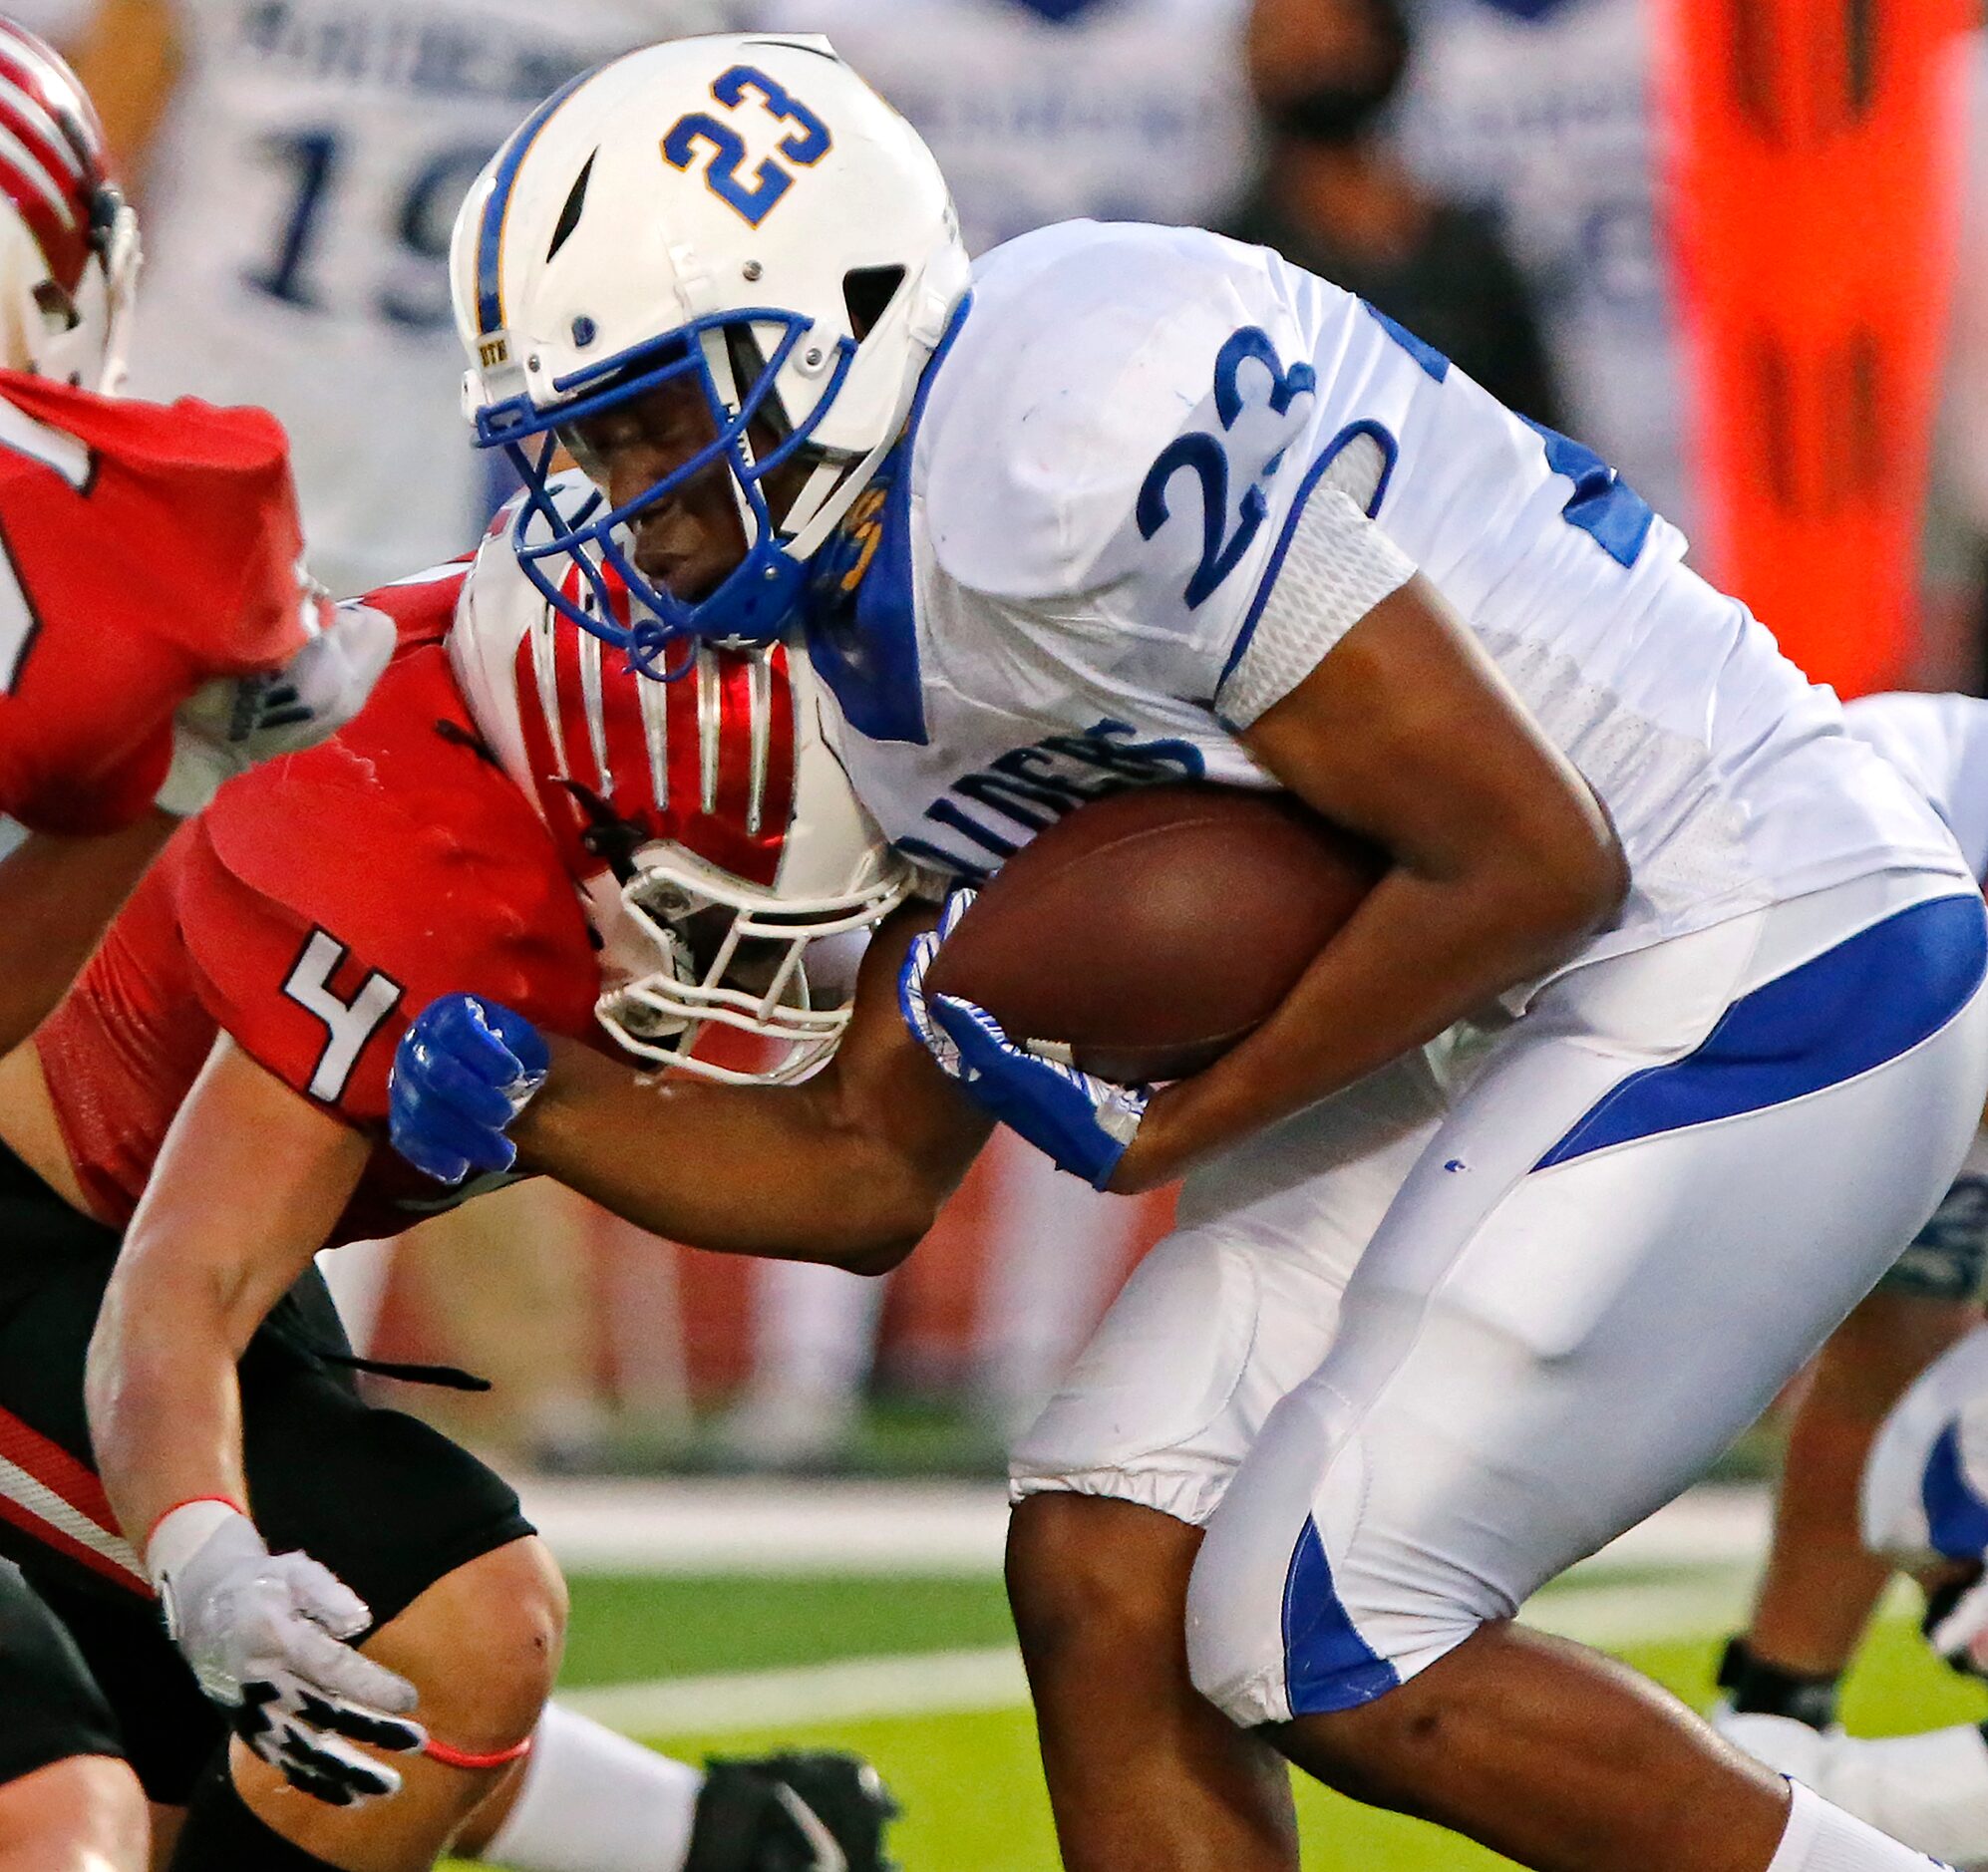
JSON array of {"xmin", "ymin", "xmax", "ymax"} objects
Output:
[{"xmin": 472, "ymin": 313, "xmax": 857, "ymax": 679}]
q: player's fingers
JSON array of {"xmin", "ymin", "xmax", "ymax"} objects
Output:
[
  {"xmin": 387, "ymin": 1084, "xmax": 496, "ymax": 1182},
  {"xmin": 476, "ymin": 999, "xmax": 550, "ymax": 1081},
  {"xmin": 423, "ymin": 1101, "xmax": 517, "ymax": 1177},
  {"xmin": 435, "ymin": 997, "xmax": 529, "ymax": 1082},
  {"xmin": 897, "ymin": 933, "xmax": 940, "ymax": 1014},
  {"xmin": 293, "ymin": 1687, "xmax": 427, "ymax": 1754},
  {"xmin": 270, "ymin": 1723, "xmax": 405, "ymax": 1802},
  {"xmin": 937, "ymin": 887, "xmax": 977, "ymax": 937},
  {"xmin": 412, "ymin": 1042, "xmax": 518, "ymax": 1128},
  {"xmin": 931, "ymin": 993, "xmax": 1005, "ymax": 1051},
  {"xmin": 276, "ymin": 1554, "xmax": 371, "ymax": 1639},
  {"xmin": 280, "ymin": 1619, "xmax": 422, "ymax": 1719}
]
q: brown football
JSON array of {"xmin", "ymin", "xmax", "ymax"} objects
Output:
[{"xmin": 922, "ymin": 781, "xmax": 1385, "ymax": 1084}]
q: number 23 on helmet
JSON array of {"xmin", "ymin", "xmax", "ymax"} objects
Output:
[{"xmin": 448, "ymin": 33, "xmax": 970, "ymax": 666}]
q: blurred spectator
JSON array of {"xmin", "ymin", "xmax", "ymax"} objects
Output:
[
  {"xmin": 3, "ymin": 1, "xmax": 91, "ymax": 48},
  {"xmin": 76, "ymin": 0, "xmax": 725, "ymax": 596},
  {"xmin": 1382, "ymin": 0, "xmax": 1690, "ymax": 526},
  {"xmin": 743, "ymin": 0, "xmax": 1255, "ymax": 253},
  {"xmin": 1226, "ymin": 0, "xmax": 1559, "ymax": 423}
]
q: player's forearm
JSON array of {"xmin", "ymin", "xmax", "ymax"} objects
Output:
[
  {"xmin": 85, "ymin": 1261, "xmax": 252, "ymax": 1549},
  {"xmin": 86, "ymin": 1039, "xmax": 368, "ymax": 1546},
  {"xmin": 0, "ymin": 812, "xmax": 174, "ymax": 1052},
  {"xmin": 1118, "ymin": 848, "xmax": 1614, "ymax": 1190},
  {"xmin": 515, "ymin": 1040, "xmax": 952, "ymax": 1271}
]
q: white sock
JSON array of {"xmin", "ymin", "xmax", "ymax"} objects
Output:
[
  {"xmin": 477, "ymin": 1703, "xmax": 705, "ymax": 1872},
  {"xmin": 1768, "ymin": 1776, "xmax": 1959, "ymax": 1872}
]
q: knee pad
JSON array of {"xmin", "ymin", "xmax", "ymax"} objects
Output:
[{"xmin": 1183, "ymin": 1389, "xmax": 1497, "ymax": 1728}]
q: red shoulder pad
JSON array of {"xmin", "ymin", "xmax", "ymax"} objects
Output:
[{"xmin": 184, "ymin": 647, "xmax": 599, "ymax": 1122}]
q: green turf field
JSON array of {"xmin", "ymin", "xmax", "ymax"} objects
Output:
[{"xmin": 447, "ymin": 1567, "xmax": 1987, "ymax": 1870}]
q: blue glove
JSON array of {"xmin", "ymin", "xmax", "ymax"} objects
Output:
[
  {"xmin": 388, "ymin": 995, "xmax": 549, "ymax": 1185},
  {"xmin": 899, "ymin": 893, "xmax": 1148, "ymax": 1189}
]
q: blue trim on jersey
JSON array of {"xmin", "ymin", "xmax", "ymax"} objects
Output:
[
  {"xmin": 1363, "ymin": 301, "xmax": 1451, "ymax": 382},
  {"xmin": 804, "ymin": 296, "xmax": 973, "ymax": 746},
  {"xmin": 1924, "ymin": 1422, "xmax": 1988, "ymax": 1560},
  {"xmin": 1003, "ymin": 0, "xmax": 1116, "ymax": 17},
  {"xmin": 1535, "ymin": 893, "xmax": 1988, "ymax": 1171},
  {"xmin": 1283, "ymin": 1515, "xmax": 1401, "ymax": 1715},
  {"xmin": 476, "ymin": 68, "xmax": 596, "ymax": 336},
  {"xmin": 1216, "ymin": 419, "xmax": 1400, "ymax": 699},
  {"xmin": 1520, "ymin": 419, "xmax": 1656, "ymax": 569},
  {"xmin": 1471, "ymin": 0, "xmax": 1585, "ymax": 17}
]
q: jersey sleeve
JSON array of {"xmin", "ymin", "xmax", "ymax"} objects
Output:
[
  {"xmin": 0, "ymin": 378, "xmax": 317, "ymax": 679},
  {"xmin": 920, "ymin": 223, "xmax": 1417, "ymax": 722},
  {"xmin": 172, "ymin": 663, "xmax": 596, "ymax": 1126}
]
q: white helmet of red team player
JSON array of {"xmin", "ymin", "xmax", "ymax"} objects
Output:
[
  {"xmin": 0, "ymin": 21, "xmax": 137, "ymax": 393},
  {"xmin": 451, "ymin": 477, "xmax": 910, "ymax": 1085},
  {"xmin": 450, "ymin": 31, "xmax": 968, "ymax": 668}
]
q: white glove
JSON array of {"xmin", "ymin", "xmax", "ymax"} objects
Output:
[
  {"xmin": 1927, "ymin": 1568, "xmax": 1988, "ymax": 1679},
  {"xmin": 156, "ymin": 598, "xmax": 396, "ymax": 816},
  {"xmin": 149, "ymin": 1499, "xmax": 426, "ymax": 1805}
]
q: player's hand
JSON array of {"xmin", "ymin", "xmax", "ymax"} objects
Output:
[
  {"xmin": 157, "ymin": 600, "xmax": 396, "ymax": 815},
  {"xmin": 389, "ymin": 994, "xmax": 550, "ymax": 1185},
  {"xmin": 1925, "ymin": 1566, "xmax": 1988, "ymax": 1679},
  {"xmin": 148, "ymin": 1500, "xmax": 425, "ymax": 1805},
  {"xmin": 896, "ymin": 887, "xmax": 976, "ymax": 1077},
  {"xmin": 900, "ymin": 900, "xmax": 1147, "ymax": 1187}
]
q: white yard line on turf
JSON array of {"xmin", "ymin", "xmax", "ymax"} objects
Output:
[
  {"xmin": 564, "ymin": 1564, "xmax": 1918, "ymax": 1739},
  {"xmin": 522, "ymin": 1476, "xmax": 1774, "ymax": 1577}
]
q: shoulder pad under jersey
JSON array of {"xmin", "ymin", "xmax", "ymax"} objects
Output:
[
  {"xmin": 352, "ymin": 556, "xmax": 475, "ymax": 652},
  {"xmin": 919, "ymin": 221, "xmax": 1319, "ymax": 603}
]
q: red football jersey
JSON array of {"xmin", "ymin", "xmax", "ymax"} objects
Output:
[
  {"xmin": 35, "ymin": 568, "xmax": 605, "ymax": 1245},
  {"xmin": 0, "ymin": 372, "xmax": 315, "ymax": 834}
]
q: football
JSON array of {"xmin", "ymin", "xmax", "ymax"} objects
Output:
[{"xmin": 922, "ymin": 781, "xmax": 1385, "ymax": 1084}]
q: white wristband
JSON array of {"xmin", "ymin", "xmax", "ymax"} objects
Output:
[{"xmin": 146, "ymin": 1497, "xmax": 251, "ymax": 1600}]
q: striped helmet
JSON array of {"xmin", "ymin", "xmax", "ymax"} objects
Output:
[
  {"xmin": 0, "ymin": 20, "xmax": 137, "ymax": 392},
  {"xmin": 452, "ymin": 473, "xmax": 910, "ymax": 1085}
]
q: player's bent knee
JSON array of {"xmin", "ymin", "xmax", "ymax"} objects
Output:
[
  {"xmin": 1183, "ymin": 1411, "xmax": 1491, "ymax": 1729},
  {"xmin": 0, "ymin": 1755, "xmax": 148, "ymax": 1872},
  {"xmin": 1007, "ymin": 1490, "xmax": 1203, "ymax": 1663},
  {"xmin": 369, "ymin": 1536, "xmax": 567, "ymax": 1751}
]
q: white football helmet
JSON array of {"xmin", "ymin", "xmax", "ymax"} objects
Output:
[
  {"xmin": 0, "ymin": 20, "xmax": 138, "ymax": 393},
  {"xmin": 452, "ymin": 475, "xmax": 910, "ymax": 1085},
  {"xmin": 450, "ymin": 31, "xmax": 968, "ymax": 666}
]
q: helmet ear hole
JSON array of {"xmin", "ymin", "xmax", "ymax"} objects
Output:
[
  {"xmin": 31, "ymin": 279, "xmax": 77, "ymax": 334},
  {"xmin": 842, "ymin": 265, "xmax": 905, "ymax": 341}
]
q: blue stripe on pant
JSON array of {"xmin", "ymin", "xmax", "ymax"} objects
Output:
[
  {"xmin": 1282, "ymin": 1517, "xmax": 1401, "ymax": 1712},
  {"xmin": 1537, "ymin": 893, "xmax": 1988, "ymax": 1170},
  {"xmin": 1277, "ymin": 892, "xmax": 1987, "ymax": 1716}
]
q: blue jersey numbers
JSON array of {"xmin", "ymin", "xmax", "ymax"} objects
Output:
[
  {"xmin": 662, "ymin": 65, "xmax": 831, "ymax": 228},
  {"xmin": 1137, "ymin": 326, "xmax": 1316, "ymax": 611}
]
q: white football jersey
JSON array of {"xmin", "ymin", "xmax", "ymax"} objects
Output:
[
  {"xmin": 1388, "ymin": 0, "xmax": 1689, "ymax": 532},
  {"xmin": 739, "ymin": 0, "xmax": 1254, "ymax": 254},
  {"xmin": 1844, "ymin": 690, "xmax": 1988, "ymax": 888},
  {"xmin": 808, "ymin": 221, "xmax": 1965, "ymax": 984},
  {"xmin": 123, "ymin": 0, "xmax": 725, "ymax": 597}
]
